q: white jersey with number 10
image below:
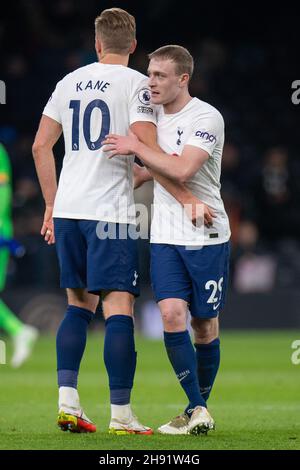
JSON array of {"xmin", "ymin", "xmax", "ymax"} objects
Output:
[{"xmin": 43, "ymin": 62, "xmax": 156, "ymax": 224}]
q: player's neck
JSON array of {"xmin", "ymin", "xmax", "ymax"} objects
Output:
[
  {"xmin": 98, "ymin": 53, "xmax": 129, "ymax": 67},
  {"xmin": 164, "ymin": 91, "xmax": 192, "ymax": 115}
]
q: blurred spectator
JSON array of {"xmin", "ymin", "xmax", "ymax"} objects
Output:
[
  {"xmin": 221, "ymin": 143, "xmax": 243, "ymax": 245},
  {"xmin": 232, "ymin": 220, "xmax": 277, "ymax": 293},
  {"xmin": 253, "ymin": 147, "xmax": 300, "ymax": 241}
]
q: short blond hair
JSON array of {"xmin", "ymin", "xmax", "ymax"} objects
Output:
[
  {"xmin": 149, "ymin": 45, "xmax": 194, "ymax": 78},
  {"xmin": 95, "ymin": 8, "xmax": 136, "ymax": 55}
]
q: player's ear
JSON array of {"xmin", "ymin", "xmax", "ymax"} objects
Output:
[
  {"xmin": 129, "ymin": 39, "xmax": 137, "ymax": 55},
  {"xmin": 179, "ymin": 73, "xmax": 189, "ymax": 87}
]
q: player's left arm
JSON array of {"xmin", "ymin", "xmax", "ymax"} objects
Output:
[
  {"xmin": 133, "ymin": 163, "xmax": 152, "ymax": 189},
  {"xmin": 32, "ymin": 115, "xmax": 62, "ymax": 244}
]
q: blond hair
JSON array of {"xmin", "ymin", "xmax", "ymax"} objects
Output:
[
  {"xmin": 95, "ymin": 8, "xmax": 136, "ymax": 55},
  {"xmin": 149, "ymin": 45, "xmax": 194, "ymax": 78}
]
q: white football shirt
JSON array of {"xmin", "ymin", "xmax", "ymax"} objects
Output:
[
  {"xmin": 151, "ymin": 97, "xmax": 231, "ymax": 246},
  {"xmin": 43, "ymin": 62, "xmax": 156, "ymax": 223}
]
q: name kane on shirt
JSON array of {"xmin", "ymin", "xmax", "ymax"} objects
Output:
[{"xmin": 75, "ymin": 80, "xmax": 110, "ymax": 93}]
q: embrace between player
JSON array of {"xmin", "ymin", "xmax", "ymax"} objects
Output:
[{"xmin": 33, "ymin": 7, "xmax": 230, "ymax": 436}]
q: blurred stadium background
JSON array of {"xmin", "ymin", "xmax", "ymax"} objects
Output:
[
  {"xmin": 0, "ymin": 0, "xmax": 300, "ymax": 450},
  {"xmin": 0, "ymin": 0, "xmax": 299, "ymax": 332}
]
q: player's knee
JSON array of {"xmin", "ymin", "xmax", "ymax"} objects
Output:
[
  {"xmin": 161, "ymin": 307, "xmax": 186, "ymax": 332},
  {"xmin": 67, "ymin": 289, "xmax": 99, "ymax": 314},
  {"xmin": 102, "ymin": 291, "xmax": 134, "ymax": 318},
  {"xmin": 191, "ymin": 317, "xmax": 219, "ymax": 344}
]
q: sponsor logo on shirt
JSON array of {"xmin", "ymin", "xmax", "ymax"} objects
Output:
[
  {"xmin": 137, "ymin": 106, "xmax": 153, "ymax": 114},
  {"xmin": 195, "ymin": 130, "xmax": 217, "ymax": 144},
  {"xmin": 138, "ymin": 88, "xmax": 151, "ymax": 106}
]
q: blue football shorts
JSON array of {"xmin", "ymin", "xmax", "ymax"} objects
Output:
[
  {"xmin": 54, "ymin": 218, "xmax": 139, "ymax": 296},
  {"xmin": 150, "ymin": 242, "xmax": 230, "ymax": 318}
]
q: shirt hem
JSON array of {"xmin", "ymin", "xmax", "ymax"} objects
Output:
[
  {"xmin": 53, "ymin": 211, "xmax": 136, "ymax": 224},
  {"xmin": 150, "ymin": 235, "xmax": 230, "ymax": 246}
]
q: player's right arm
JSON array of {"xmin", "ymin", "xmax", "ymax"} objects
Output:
[
  {"xmin": 130, "ymin": 121, "xmax": 215, "ymax": 227},
  {"xmin": 32, "ymin": 115, "xmax": 62, "ymax": 244}
]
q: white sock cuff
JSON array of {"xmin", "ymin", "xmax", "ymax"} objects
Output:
[
  {"xmin": 59, "ymin": 386, "xmax": 80, "ymax": 410},
  {"xmin": 111, "ymin": 403, "xmax": 132, "ymax": 420}
]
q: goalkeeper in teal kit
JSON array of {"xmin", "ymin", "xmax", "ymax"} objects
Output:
[{"xmin": 0, "ymin": 143, "xmax": 38, "ymax": 367}]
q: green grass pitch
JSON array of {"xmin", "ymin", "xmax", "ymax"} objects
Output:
[{"xmin": 0, "ymin": 330, "xmax": 299, "ymax": 450}]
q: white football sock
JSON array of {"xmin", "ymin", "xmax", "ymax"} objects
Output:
[
  {"xmin": 111, "ymin": 404, "xmax": 132, "ymax": 421},
  {"xmin": 59, "ymin": 386, "xmax": 80, "ymax": 410}
]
